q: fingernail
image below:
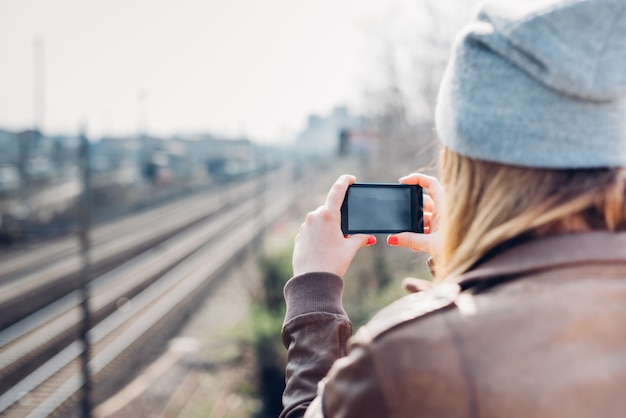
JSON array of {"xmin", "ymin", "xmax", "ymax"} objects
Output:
[
  {"xmin": 387, "ymin": 236, "xmax": 398, "ymax": 246},
  {"xmin": 367, "ymin": 236, "xmax": 377, "ymax": 246}
]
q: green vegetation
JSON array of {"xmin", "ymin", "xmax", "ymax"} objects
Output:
[
  {"xmin": 248, "ymin": 249, "xmax": 291, "ymax": 418},
  {"xmin": 247, "ymin": 233, "xmax": 432, "ymax": 416}
]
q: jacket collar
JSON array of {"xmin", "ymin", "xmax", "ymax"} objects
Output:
[{"xmin": 455, "ymin": 232, "xmax": 626, "ymax": 291}]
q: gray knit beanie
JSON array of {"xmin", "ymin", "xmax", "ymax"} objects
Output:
[{"xmin": 435, "ymin": 0, "xmax": 626, "ymax": 168}]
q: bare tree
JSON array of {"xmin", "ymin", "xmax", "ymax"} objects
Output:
[{"xmin": 360, "ymin": 0, "xmax": 477, "ymax": 178}]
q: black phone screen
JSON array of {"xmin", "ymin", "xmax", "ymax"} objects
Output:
[{"xmin": 341, "ymin": 183, "xmax": 423, "ymax": 234}]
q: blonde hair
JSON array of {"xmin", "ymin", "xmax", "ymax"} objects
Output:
[{"xmin": 437, "ymin": 148, "xmax": 626, "ymax": 280}]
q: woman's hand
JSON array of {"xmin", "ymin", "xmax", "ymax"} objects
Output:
[
  {"xmin": 387, "ymin": 173, "xmax": 444, "ymax": 256},
  {"xmin": 292, "ymin": 174, "xmax": 376, "ymax": 277}
]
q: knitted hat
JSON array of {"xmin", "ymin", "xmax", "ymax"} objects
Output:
[{"xmin": 435, "ymin": 0, "xmax": 626, "ymax": 168}]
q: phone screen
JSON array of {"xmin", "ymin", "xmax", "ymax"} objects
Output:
[{"xmin": 341, "ymin": 183, "xmax": 423, "ymax": 234}]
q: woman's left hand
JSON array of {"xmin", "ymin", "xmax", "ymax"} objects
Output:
[
  {"xmin": 292, "ymin": 174, "xmax": 376, "ymax": 277},
  {"xmin": 387, "ymin": 172, "xmax": 444, "ymax": 257}
]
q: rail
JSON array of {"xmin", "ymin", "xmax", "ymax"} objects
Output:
[{"xmin": 0, "ymin": 165, "xmax": 305, "ymax": 417}]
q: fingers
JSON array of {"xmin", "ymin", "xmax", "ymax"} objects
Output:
[
  {"xmin": 293, "ymin": 204, "xmax": 376, "ymax": 277},
  {"xmin": 423, "ymin": 212, "xmax": 432, "ymax": 233},
  {"xmin": 399, "ymin": 173, "xmax": 444, "ymax": 207},
  {"xmin": 387, "ymin": 231, "xmax": 440, "ymax": 255},
  {"xmin": 324, "ymin": 174, "xmax": 356, "ymax": 211},
  {"xmin": 395, "ymin": 172, "xmax": 443, "ymax": 256},
  {"xmin": 423, "ymin": 194, "xmax": 434, "ymax": 213},
  {"xmin": 365, "ymin": 235, "xmax": 376, "ymax": 247},
  {"xmin": 344, "ymin": 233, "xmax": 377, "ymax": 248},
  {"xmin": 357, "ymin": 234, "xmax": 377, "ymax": 247}
]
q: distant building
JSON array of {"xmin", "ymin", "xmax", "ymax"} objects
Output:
[
  {"xmin": 168, "ymin": 134, "xmax": 261, "ymax": 182},
  {"xmin": 296, "ymin": 106, "xmax": 367, "ymax": 156},
  {"xmin": 0, "ymin": 130, "xmax": 18, "ymax": 165},
  {"xmin": 338, "ymin": 128, "xmax": 379, "ymax": 158}
]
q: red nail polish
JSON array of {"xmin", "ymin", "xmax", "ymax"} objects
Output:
[
  {"xmin": 388, "ymin": 236, "xmax": 398, "ymax": 245},
  {"xmin": 367, "ymin": 236, "xmax": 376, "ymax": 246}
]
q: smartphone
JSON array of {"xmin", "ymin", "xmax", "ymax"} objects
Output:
[{"xmin": 340, "ymin": 183, "xmax": 423, "ymax": 234}]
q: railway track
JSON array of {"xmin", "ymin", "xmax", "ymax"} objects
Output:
[
  {"xmin": 0, "ymin": 171, "xmax": 280, "ymax": 330},
  {"xmin": 0, "ymin": 165, "xmax": 304, "ymax": 417}
]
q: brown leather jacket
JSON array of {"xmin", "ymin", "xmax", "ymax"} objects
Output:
[{"xmin": 281, "ymin": 232, "xmax": 626, "ymax": 417}]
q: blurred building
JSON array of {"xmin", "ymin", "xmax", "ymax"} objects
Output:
[
  {"xmin": 296, "ymin": 106, "xmax": 367, "ymax": 156},
  {"xmin": 338, "ymin": 128, "xmax": 380, "ymax": 158},
  {"xmin": 184, "ymin": 134, "xmax": 265, "ymax": 181},
  {"xmin": 0, "ymin": 127, "xmax": 283, "ymax": 242}
]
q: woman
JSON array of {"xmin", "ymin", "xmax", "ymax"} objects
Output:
[{"xmin": 281, "ymin": 0, "xmax": 626, "ymax": 417}]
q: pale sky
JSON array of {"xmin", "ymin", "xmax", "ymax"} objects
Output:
[{"xmin": 0, "ymin": 0, "xmax": 399, "ymax": 143}]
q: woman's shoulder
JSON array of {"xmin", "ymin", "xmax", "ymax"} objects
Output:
[{"xmin": 352, "ymin": 283, "xmax": 461, "ymax": 346}]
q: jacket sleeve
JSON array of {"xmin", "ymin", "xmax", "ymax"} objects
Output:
[{"xmin": 280, "ymin": 272, "xmax": 352, "ymax": 418}]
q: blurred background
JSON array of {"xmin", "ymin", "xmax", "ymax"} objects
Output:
[{"xmin": 0, "ymin": 0, "xmax": 477, "ymax": 416}]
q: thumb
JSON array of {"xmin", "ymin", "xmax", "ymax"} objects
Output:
[
  {"xmin": 387, "ymin": 232, "xmax": 439, "ymax": 255},
  {"xmin": 348, "ymin": 234, "xmax": 377, "ymax": 249}
]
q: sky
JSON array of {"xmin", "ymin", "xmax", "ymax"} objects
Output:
[{"xmin": 0, "ymin": 0, "xmax": 399, "ymax": 143}]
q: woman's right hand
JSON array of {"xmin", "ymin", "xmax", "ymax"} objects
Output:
[
  {"xmin": 292, "ymin": 174, "xmax": 375, "ymax": 278},
  {"xmin": 387, "ymin": 173, "xmax": 444, "ymax": 257}
]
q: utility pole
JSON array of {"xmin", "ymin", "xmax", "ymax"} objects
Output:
[
  {"xmin": 77, "ymin": 125, "xmax": 94, "ymax": 418},
  {"xmin": 137, "ymin": 89, "xmax": 148, "ymax": 182},
  {"xmin": 34, "ymin": 37, "xmax": 45, "ymax": 133},
  {"xmin": 16, "ymin": 37, "xmax": 45, "ymax": 235}
]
